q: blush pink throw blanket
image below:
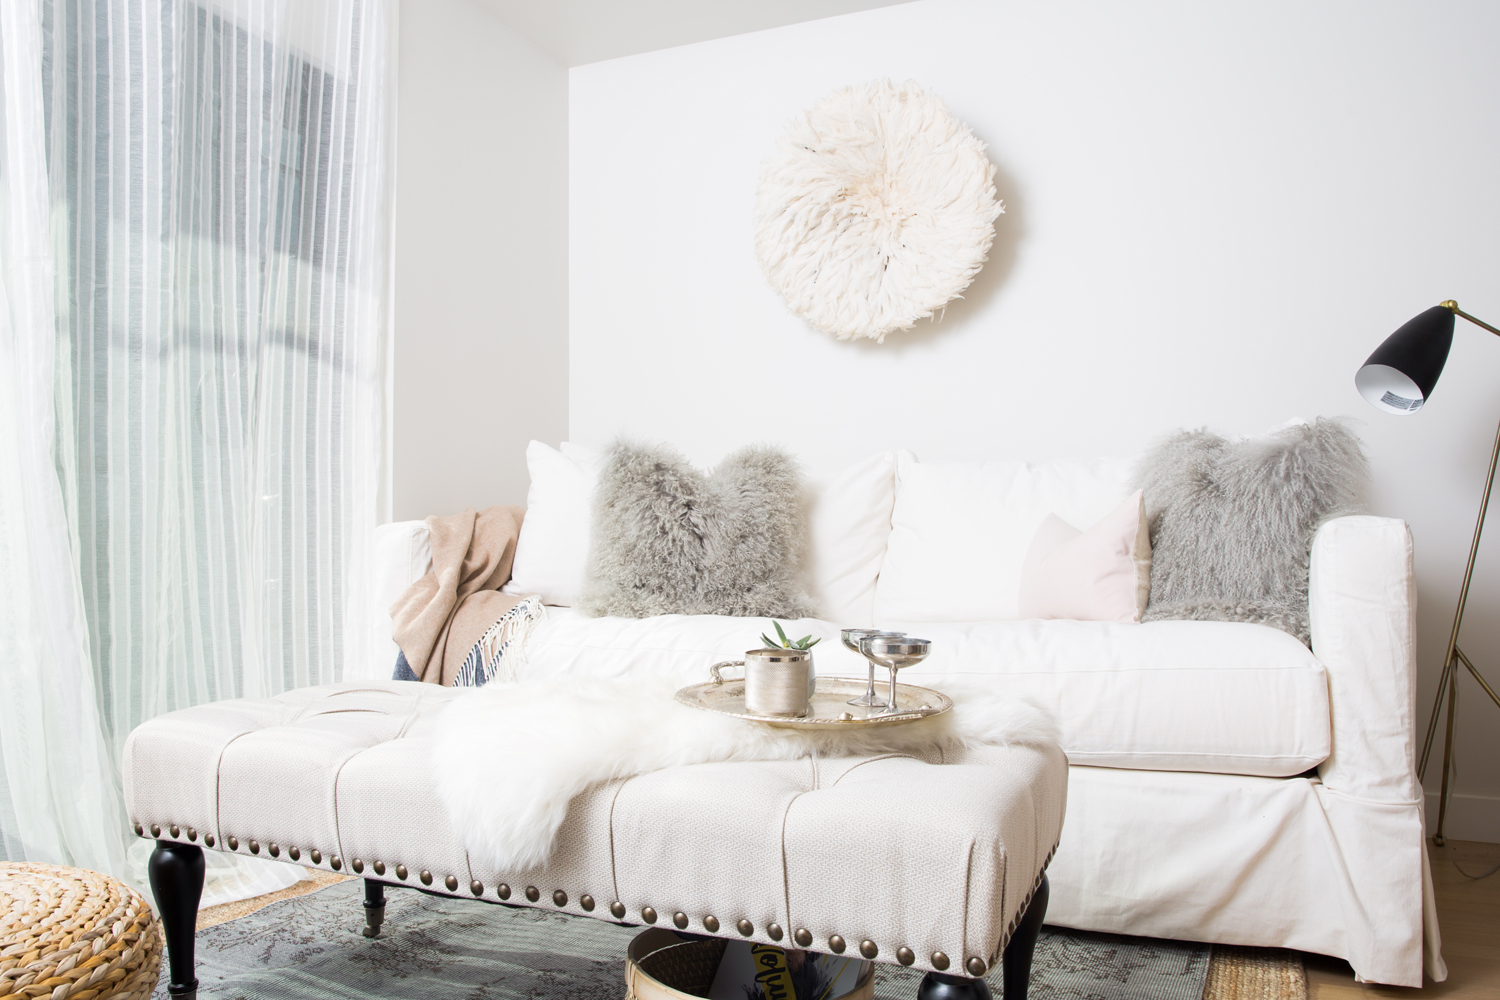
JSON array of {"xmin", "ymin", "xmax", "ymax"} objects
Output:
[{"xmin": 390, "ymin": 505, "xmax": 526, "ymax": 686}]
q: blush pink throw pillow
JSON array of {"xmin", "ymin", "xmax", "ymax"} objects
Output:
[{"xmin": 1018, "ymin": 490, "xmax": 1152, "ymax": 623}]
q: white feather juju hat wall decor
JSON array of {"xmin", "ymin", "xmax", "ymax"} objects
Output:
[{"xmin": 753, "ymin": 79, "xmax": 1003, "ymax": 343}]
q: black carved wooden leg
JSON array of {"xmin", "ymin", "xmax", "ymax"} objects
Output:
[
  {"xmin": 917, "ymin": 872, "xmax": 1049, "ymax": 1000},
  {"xmin": 1001, "ymin": 873, "xmax": 1050, "ymax": 1000},
  {"xmin": 362, "ymin": 879, "xmax": 386, "ymax": 938},
  {"xmin": 149, "ymin": 840, "xmax": 205, "ymax": 1000},
  {"xmin": 917, "ymin": 972, "xmax": 992, "ymax": 1000}
]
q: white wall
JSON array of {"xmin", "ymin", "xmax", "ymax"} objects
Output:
[
  {"xmin": 570, "ymin": 1, "xmax": 1500, "ymax": 838},
  {"xmin": 394, "ymin": 0, "xmax": 568, "ymax": 520}
]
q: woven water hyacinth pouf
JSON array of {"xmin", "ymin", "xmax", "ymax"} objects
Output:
[{"xmin": 0, "ymin": 863, "xmax": 161, "ymax": 1000}]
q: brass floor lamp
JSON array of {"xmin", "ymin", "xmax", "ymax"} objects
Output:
[{"xmin": 1357, "ymin": 299, "xmax": 1500, "ymax": 846}]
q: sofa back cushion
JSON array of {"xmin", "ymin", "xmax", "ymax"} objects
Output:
[
  {"xmin": 805, "ymin": 450, "xmax": 900, "ymax": 626},
  {"xmin": 874, "ymin": 453, "xmax": 1134, "ymax": 622}
]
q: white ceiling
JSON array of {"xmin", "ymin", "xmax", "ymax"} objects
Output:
[{"xmin": 467, "ymin": 0, "xmax": 915, "ymax": 67}]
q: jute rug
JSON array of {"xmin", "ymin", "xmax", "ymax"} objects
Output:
[
  {"xmin": 194, "ymin": 870, "xmax": 349, "ymax": 930},
  {"xmin": 1202, "ymin": 947, "xmax": 1307, "ymax": 1000},
  {"xmin": 157, "ymin": 878, "xmax": 1302, "ymax": 1000}
]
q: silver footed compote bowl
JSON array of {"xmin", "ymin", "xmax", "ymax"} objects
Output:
[
  {"xmin": 842, "ymin": 629, "xmax": 904, "ymax": 708},
  {"xmin": 858, "ymin": 636, "xmax": 931, "ymax": 715}
]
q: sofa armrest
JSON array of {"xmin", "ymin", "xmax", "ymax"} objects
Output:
[{"xmin": 1309, "ymin": 515, "xmax": 1421, "ymax": 802}]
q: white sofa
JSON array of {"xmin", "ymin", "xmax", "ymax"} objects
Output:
[{"xmin": 366, "ymin": 447, "xmax": 1444, "ymax": 987}]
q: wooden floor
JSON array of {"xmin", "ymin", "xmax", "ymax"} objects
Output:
[{"xmin": 1306, "ymin": 840, "xmax": 1500, "ymax": 1000}]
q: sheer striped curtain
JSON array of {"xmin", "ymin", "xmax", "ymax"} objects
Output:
[
  {"xmin": 1, "ymin": 0, "xmax": 392, "ymax": 899},
  {"xmin": 0, "ymin": 0, "xmax": 127, "ymax": 878}
]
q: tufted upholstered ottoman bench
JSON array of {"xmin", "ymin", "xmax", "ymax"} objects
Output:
[{"xmin": 124, "ymin": 681, "xmax": 1066, "ymax": 1000}]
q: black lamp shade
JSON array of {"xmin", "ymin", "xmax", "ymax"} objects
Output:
[{"xmin": 1356, "ymin": 305, "xmax": 1455, "ymax": 414}]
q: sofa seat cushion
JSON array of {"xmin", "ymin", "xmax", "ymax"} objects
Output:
[
  {"xmin": 894, "ymin": 619, "xmax": 1329, "ymax": 776},
  {"xmin": 124, "ymin": 681, "xmax": 1066, "ymax": 977},
  {"xmin": 519, "ymin": 612, "xmax": 1329, "ymax": 777}
]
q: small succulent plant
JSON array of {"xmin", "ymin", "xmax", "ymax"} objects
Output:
[{"xmin": 761, "ymin": 620, "xmax": 821, "ymax": 651}]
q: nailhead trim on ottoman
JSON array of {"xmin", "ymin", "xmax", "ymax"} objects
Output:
[
  {"xmin": 0, "ymin": 863, "xmax": 162, "ymax": 1000},
  {"xmin": 125, "ymin": 681, "xmax": 1068, "ymax": 982}
]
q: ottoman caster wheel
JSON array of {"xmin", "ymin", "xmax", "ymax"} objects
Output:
[
  {"xmin": 363, "ymin": 879, "xmax": 386, "ymax": 938},
  {"xmin": 917, "ymin": 972, "xmax": 992, "ymax": 1000}
]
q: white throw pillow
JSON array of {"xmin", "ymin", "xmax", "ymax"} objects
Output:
[
  {"xmin": 368, "ymin": 519, "xmax": 433, "ymax": 675},
  {"xmin": 805, "ymin": 451, "xmax": 902, "ymax": 626},
  {"xmin": 873, "ymin": 453, "xmax": 1134, "ymax": 622},
  {"xmin": 558, "ymin": 440, "xmax": 605, "ymax": 472},
  {"xmin": 503, "ymin": 441, "xmax": 599, "ymax": 606},
  {"xmin": 1018, "ymin": 490, "xmax": 1152, "ymax": 623}
]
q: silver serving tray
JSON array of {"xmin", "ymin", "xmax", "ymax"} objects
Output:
[{"xmin": 675, "ymin": 676, "xmax": 952, "ymax": 730}]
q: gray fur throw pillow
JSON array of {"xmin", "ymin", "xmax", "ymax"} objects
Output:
[
  {"xmin": 1132, "ymin": 418, "xmax": 1367, "ymax": 644},
  {"xmin": 578, "ymin": 441, "xmax": 816, "ymax": 619}
]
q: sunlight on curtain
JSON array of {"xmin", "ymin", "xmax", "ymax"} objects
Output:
[
  {"xmin": 0, "ymin": 0, "xmax": 127, "ymax": 880},
  {"xmin": 0, "ymin": 0, "xmax": 391, "ymax": 904}
]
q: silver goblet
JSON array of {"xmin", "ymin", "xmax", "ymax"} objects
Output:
[
  {"xmin": 841, "ymin": 629, "xmax": 904, "ymax": 708},
  {"xmin": 858, "ymin": 636, "xmax": 931, "ymax": 714}
]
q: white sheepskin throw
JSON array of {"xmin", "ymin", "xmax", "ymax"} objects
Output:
[
  {"xmin": 433, "ymin": 677, "xmax": 1057, "ymax": 872},
  {"xmin": 754, "ymin": 79, "xmax": 1004, "ymax": 342}
]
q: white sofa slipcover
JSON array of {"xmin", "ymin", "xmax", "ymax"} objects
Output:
[{"xmin": 360, "ymin": 449, "xmax": 1444, "ymax": 987}]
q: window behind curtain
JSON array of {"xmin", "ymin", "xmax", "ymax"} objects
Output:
[{"xmin": 44, "ymin": 0, "xmax": 388, "ymax": 761}]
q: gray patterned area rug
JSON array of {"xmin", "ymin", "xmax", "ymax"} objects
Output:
[{"xmin": 154, "ymin": 879, "xmax": 1208, "ymax": 1000}]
